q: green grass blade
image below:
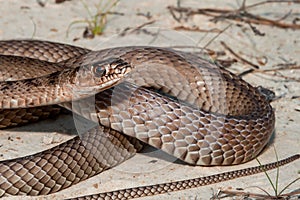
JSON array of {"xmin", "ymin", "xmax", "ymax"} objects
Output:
[
  {"xmin": 256, "ymin": 157, "xmax": 277, "ymax": 194},
  {"xmin": 274, "ymin": 148, "xmax": 279, "ymax": 196},
  {"xmin": 279, "ymin": 177, "xmax": 300, "ymax": 196}
]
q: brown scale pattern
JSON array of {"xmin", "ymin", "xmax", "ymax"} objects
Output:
[
  {"xmin": 0, "ymin": 69, "xmax": 78, "ymax": 108},
  {"xmin": 0, "ymin": 106, "xmax": 61, "ymax": 128},
  {"xmin": 0, "ymin": 55, "xmax": 66, "ymax": 81},
  {"xmin": 0, "ymin": 40, "xmax": 296, "ymax": 199},
  {"xmin": 0, "ymin": 40, "xmax": 90, "ymax": 63},
  {"xmin": 0, "ymin": 127, "xmax": 142, "ymax": 197},
  {"xmin": 70, "ymin": 154, "xmax": 300, "ymax": 200},
  {"xmin": 92, "ymin": 82, "xmax": 274, "ymax": 166}
]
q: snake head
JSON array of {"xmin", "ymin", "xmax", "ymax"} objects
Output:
[{"xmin": 72, "ymin": 58, "xmax": 132, "ymax": 96}]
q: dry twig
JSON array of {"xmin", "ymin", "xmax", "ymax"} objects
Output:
[
  {"xmin": 239, "ymin": 63, "xmax": 300, "ymax": 82},
  {"xmin": 167, "ymin": 1, "xmax": 300, "ymax": 29},
  {"xmin": 214, "ymin": 188, "xmax": 300, "ymax": 200},
  {"xmin": 173, "ymin": 26, "xmax": 221, "ymax": 33},
  {"xmin": 220, "ymin": 41, "xmax": 259, "ymax": 69},
  {"xmin": 218, "ymin": 42, "xmax": 300, "ymax": 82},
  {"xmin": 119, "ymin": 20, "xmax": 156, "ymax": 36}
]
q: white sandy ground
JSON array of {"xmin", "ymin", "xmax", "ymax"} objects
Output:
[{"xmin": 0, "ymin": 0, "xmax": 299, "ymax": 199}]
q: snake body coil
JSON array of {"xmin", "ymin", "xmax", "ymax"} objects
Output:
[{"xmin": 0, "ymin": 40, "xmax": 295, "ymax": 198}]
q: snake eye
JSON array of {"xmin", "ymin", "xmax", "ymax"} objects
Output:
[{"xmin": 93, "ymin": 65, "xmax": 106, "ymax": 77}]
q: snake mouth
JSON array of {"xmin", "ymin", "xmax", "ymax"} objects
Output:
[{"xmin": 72, "ymin": 76, "xmax": 122, "ymax": 97}]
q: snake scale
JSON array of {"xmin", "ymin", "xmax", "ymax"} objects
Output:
[{"xmin": 0, "ymin": 40, "xmax": 299, "ymax": 199}]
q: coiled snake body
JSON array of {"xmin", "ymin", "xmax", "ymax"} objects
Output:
[{"xmin": 0, "ymin": 40, "xmax": 298, "ymax": 199}]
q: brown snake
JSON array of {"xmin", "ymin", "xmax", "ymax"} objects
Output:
[{"xmin": 0, "ymin": 40, "xmax": 299, "ymax": 199}]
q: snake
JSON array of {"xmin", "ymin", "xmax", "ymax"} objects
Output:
[{"xmin": 0, "ymin": 40, "xmax": 299, "ymax": 199}]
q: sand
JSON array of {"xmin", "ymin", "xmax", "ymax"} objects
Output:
[{"xmin": 0, "ymin": 0, "xmax": 299, "ymax": 199}]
